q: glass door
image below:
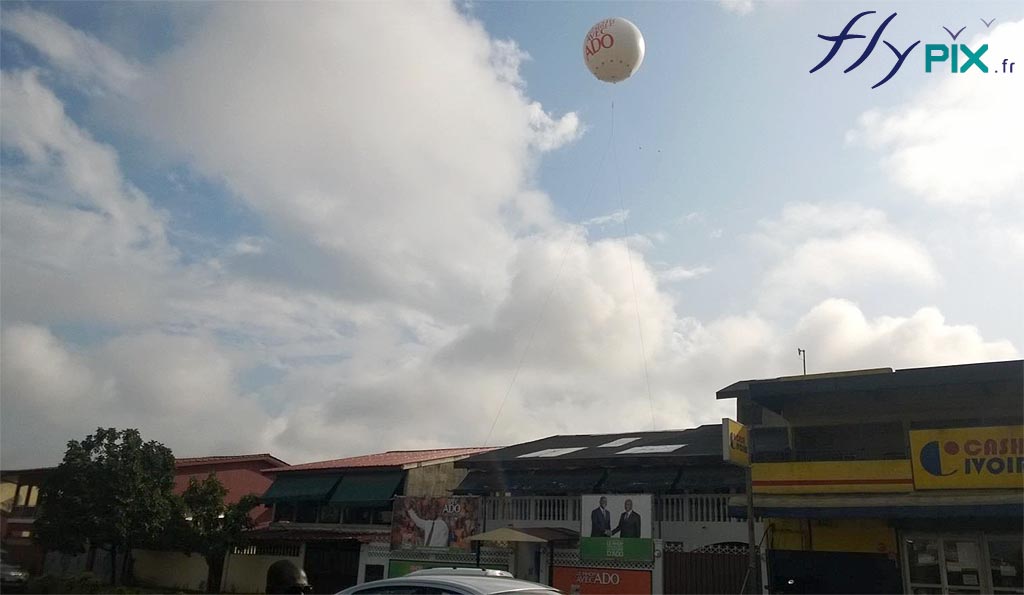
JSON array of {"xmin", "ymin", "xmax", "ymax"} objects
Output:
[
  {"xmin": 903, "ymin": 535, "xmax": 989, "ymax": 594},
  {"xmin": 987, "ymin": 538, "xmax": 1024, "ymax": 595}
]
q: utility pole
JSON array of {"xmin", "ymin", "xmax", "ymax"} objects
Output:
[{"xmin": 797, "ymin": 348, "xmax": 806, "ymax": 375}]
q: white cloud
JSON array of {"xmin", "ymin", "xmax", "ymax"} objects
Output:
[
  {"xmin": 848, "ymin": 19, "xmax": 1024, "ymax": 206},
  {"xmin": 0, "ymin": 70, "xmax": 175, "ymax": 326},
  {"xmin": 659, "ymin": 265, "xmax": 712, "ymax": 282},
  {"xmin": 583, "ymin": 210, "xmax": 629, "ymax": 227},
  {"xmin": 793, "ymin": 299, "xmax": 1018, "ymax": 370},
  {"xmin": 719, "ymin": 0, "xmax": 755, "ymax": 16},
  {"xmin": 1, "ymin": 326, "xmax": 271, "ymax": 465},
  {"xmin": 1, "ymin": 9, "xmax": 140, "ymax": 94},
  {"xmin": 754, "ymin": 202, "xmax": 939, "ymax": 309}
]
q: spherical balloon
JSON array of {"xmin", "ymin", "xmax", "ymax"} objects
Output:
[{"xmin": 583, "ymin": 17, "xmax": 645, "ymax": 83}]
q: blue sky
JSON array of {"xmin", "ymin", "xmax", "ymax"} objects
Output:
[{"xmin": 1, "ymin": 1, "xmax": 1021, "ymax": 468}]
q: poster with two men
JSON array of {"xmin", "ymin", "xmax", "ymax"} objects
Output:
[{"xmin": 580, "ymin": 494, "xmax": 653, "ymax": 562}]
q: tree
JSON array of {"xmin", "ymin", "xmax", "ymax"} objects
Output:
[
  {"xmin": 34, "ymin": 428, "xmax": 177, "ymax": 585},
  {"xmin": 178, "ymin": 474, "xmax": 260, "ymax": 593}
]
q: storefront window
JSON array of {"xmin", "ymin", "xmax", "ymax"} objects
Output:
[
  {"xmin": 904, "ymin": 534, "xmax": 1024, "ymax": 594},
  {"xmin": 943, "ymin": 540, "xmax": 982, "ymax": 590},
  {"xmin": 989, "ymin": 539, "xmax": 1024, "ymax": 592},
  {"xmin": 908, "ymin": 538, "xmax": 942, "ymax": 586}
]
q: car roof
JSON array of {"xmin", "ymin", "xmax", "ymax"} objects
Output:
[
  {"xmin": 407, "ymin": 568, "xmax": 515, "ymax": 578},
  {"xmin": 339, "ymin": 575, "xmax": 560, "ymax": 595}
]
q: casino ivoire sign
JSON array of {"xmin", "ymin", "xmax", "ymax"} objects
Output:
[{"xmin": 909, "ymin": 426, "xmax": 1024, "ymax": 489}]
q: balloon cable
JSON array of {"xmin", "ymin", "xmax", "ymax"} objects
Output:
[
  {"xmin": 483, "ymin": 101, "xmax": 618, "ymax": 447},
  {"xmin": 611, "ymin": 98, "xmax": 658, "ymax": 432}
]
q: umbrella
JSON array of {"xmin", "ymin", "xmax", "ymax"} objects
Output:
[{"xmin": 468, "ymin": 527, "xmax": 547, "ymax": 543}]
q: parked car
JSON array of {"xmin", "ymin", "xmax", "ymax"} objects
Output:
[
  {"xmin": 407, "ymin": 569, "xmax": 514, "ymax": 578},
  {"xmin": 335, "ymin": 568, "xmax": 561, "ymax": 595},
  {"xmin": 0, "ymin": 549, "xmax": 30, "ymax": 593}
]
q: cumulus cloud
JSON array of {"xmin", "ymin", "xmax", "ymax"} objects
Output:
[
  {"xmin": 1, "ymin": 326, "xmax": 271, "ymax": 465},
  {"xmin": 719, "ymin": 0, "xmax": 755, "ymax": 16},
  {"xmin": 0, "ymin": 70, "xmax": 174, "ymax": 326},
  {"xmin": 754, "ymin": 202, "xmax": 940, "ymax": 310},
  {"xmin": 0, "ymin": 9, "xmax": 140, "ymax": 94},
  {"xmin": 848, "ymin": 19, "xmax": 1024, "ymax": 206},
  {"xmin": 659, "ymin": 265, "xmax": 712, "ymax": 282}
]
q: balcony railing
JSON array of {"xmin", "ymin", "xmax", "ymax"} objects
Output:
[{"xmin": 484, "ymin": 494, "xmax": 739, "ymax": 524}]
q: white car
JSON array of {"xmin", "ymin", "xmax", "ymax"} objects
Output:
[{"xmin": 336, "ymin": 568, "xmax": 561, "ymax": 595}]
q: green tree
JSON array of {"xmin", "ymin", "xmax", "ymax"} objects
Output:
[
  {"xmin": 178, "ymin": 474, "xmax": 260, "ymax": 593},
  {"xmin": 34, "ymin": 428, "xmax": 177, "ymax": 585}
]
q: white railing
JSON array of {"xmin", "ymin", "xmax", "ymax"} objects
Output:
[
  {"xmin": 486, "ymin": 497, "xmax": 580, "ymax": 522},
  {"xmin": 484, "ymin": 495, "xmax": 738, "ymax": 524}
]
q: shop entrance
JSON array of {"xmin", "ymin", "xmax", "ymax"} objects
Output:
[{"xmin": 902, "ymin": 533, "xmax": 1023, "ymax": 594}]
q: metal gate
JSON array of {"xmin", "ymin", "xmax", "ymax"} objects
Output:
[
  {"xmin": 304, "ymin": 540, "xmax": 361, "ymax": 594},
  {"xmin": 664, "ymin": 543, "xmax": 756, "ymax": 595}
]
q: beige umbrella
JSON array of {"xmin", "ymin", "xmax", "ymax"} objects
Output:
[{"xmin": 469, "ymin": 527, "xmax": 547, "ymax": 543}]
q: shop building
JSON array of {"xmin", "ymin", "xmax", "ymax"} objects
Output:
[
  {"xmin": 717, "ymin": 359, "xmax": 1024, "ymax": 594},
  {"xmin": 454, "ymin": 424, "xmax": 766, "ymax": 595},
  {"xmin": 233, "ymin": 447, "xmax": 492, "ymax": 594}
]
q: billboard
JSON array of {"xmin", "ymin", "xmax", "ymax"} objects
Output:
[
  {"xmin": 722, "ymin": 418, "xmax": 750, "ymax": 467},
  {"xmin": 581, "ymin": 494, "xmax": 651, "ymax": 539},
  {"xmin": 553, "ymin": 567, "xmax": 652, "ymax": 595},
  {"xmin": 580, "ymin": 494, "xmax": 653, "ymax": 562},
  {"xmin": 909, "ymin": 425, "xmax": 1024, "ymax": 489},
  {"xmin": 390, "ymin": 496, "xmax": 482, "ymax": 551}
]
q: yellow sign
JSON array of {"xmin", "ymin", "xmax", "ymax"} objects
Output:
[
  {"xmin": 752, "ymin": 460, "xmax": 913, "ymax": 494},
  {"xmin": 722, "ymin": 418, "xmax": 749, "ymax": 467},
  {"xmin": 910, "ymin": 425, "xmax": 1024, "ymax": 490}
]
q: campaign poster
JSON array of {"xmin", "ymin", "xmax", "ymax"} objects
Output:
[
  {"xmin": 581, "ymin": 494, "xmax": 652, "ymax": 539},
  {"xmin": 390, "ymin": 496, "xmax": 481, "ymax": 551}
]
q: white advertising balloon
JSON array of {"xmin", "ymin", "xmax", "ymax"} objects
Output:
[{"xmin": 583, "ymin": 17, "xmax": 645, "ymax": 83}]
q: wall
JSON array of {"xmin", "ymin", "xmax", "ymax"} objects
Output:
[
  {"xmin": 222, "ymin": 549, "xmax": 304, "ymax": 594},
  {"xmin": 132, "ymin": 549, "xmax": 209, "ymax": 592},
  {"xmin": 175, "ymin": 460, "xmax": 278, "ymax": 524},
  {"xmin": 659, "ymin": 520, "xmax": 765, "ymax": 550},
  {"xmin": 404, "ymin": 462, "xmax": 467, "ymax": 497}
]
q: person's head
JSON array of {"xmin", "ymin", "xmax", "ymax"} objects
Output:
[
  {"xmin": 624, "ymin": 499, "xmax": 633, "ymax": 511},
  {"xmin": 599, "ymin": 496, "xmax": 607, "ymax": 509}
]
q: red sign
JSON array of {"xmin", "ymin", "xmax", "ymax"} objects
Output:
[{"xmin": 553, "ymin": 567, "xmax": 652, "ymax": 595}]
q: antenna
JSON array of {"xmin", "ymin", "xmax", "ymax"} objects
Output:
[{"xmin": 797, "ymin": 348, "xmax": 807, "ymax": 375}]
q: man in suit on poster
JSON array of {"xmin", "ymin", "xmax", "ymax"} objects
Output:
[
  {"xmin": 590, "ymin": 496, "xmax": 612, "ymax": 537},
  {"xmin": 611, "ymin": 498, "xmax": 642, "ymax": 538}
]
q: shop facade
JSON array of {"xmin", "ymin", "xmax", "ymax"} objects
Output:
[{"xmin": 718, "ymin": 360, "xmax": 1024, "ymax": 594}]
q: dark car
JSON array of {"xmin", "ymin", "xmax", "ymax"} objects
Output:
[{"xmin": 0, "ymin": 549, "xmax": 30, "ymax": 593}]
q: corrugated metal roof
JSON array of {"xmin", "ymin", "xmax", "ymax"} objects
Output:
[
  {"xmin": 176, "ymin": 453, "xmax": 289, "ymax": 467},
  {"xmin": 272, "ymin": 447, "xmax": 495, "ymax": 473},
  {"xmin": 458, "ymin": 425, "xmax": 724, "ymax": 467}
]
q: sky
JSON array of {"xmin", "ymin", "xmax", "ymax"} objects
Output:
[{"xmin": 1, "ymin": 0, "xmax": 1021, "ymax": 469}]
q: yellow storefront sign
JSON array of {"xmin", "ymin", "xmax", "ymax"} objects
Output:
[
  {"xmin": 722, "ymin": 418, "xmax": 749, "ymax": 467},
  {"xmin": 909, "ymin": 425, "xmax": 1024, "ymax": 490},
  {"xmin": 751, "ymin": 460, "xmax": 914, "ymax": 494}
]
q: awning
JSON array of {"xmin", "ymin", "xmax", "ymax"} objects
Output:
[
  {"xmin": 455, "ymin": 469, "xmax": 605, "ymax": 495},
  {"xmin": 728, "ymin": 491, "xmax": 1024, "ymax": 519},
  {"xmin": 330, "ymin": 471, "xmax": 404, "ymax": 504},
  {"xmin": 601, "ymin": 468, "xmax": 679, "ymax": 492},
  {"xmin": 262, "ymin": 474, "xmax": 342, "ymax": 502}
]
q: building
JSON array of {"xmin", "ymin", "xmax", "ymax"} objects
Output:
[
  {"xmin": 1, "ymin": 453, "xmax": 288, "ymax": 591},
  {"xmin": 717, "ymin": 360, "xmax": 1024, "ymax": 594},
  {"xmin": 131, "ymin": 453, "xmax": 289, "ymax": 592},
  {"xmin": 0, "ymin": 467, "xmax": 51, "ymax": 575},
  {"xmin": 225, "ymin": 447, "xmax": 493, "ymax": 594},
  {"xmin": 454, "ymin": 424, "xmax": 765, "ymax": 595}
]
